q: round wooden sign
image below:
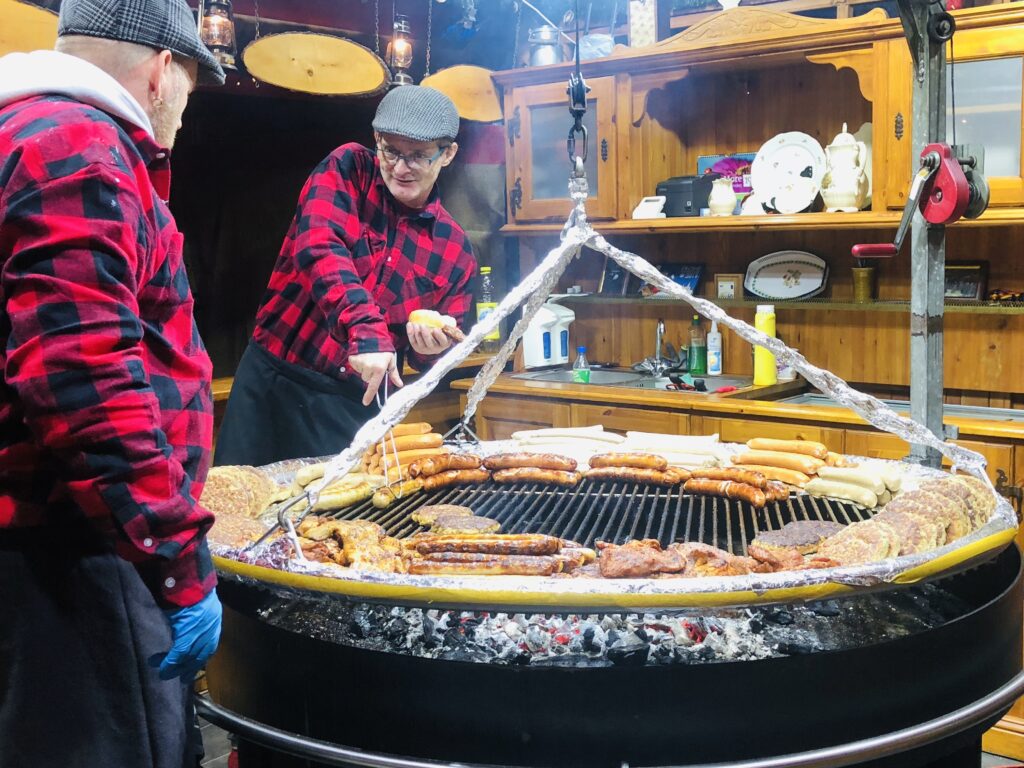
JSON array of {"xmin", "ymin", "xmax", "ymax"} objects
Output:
[
  {"xmin": 1, "ymin": 0, "xmax": 57, "ymax": 57},
  {"xmin": 242, "ymin": 32, "xmax": 390, "ymax": 96},
  {"xmin": 421, "ymin": 65, "xmax": 501, "ymax": 123}
]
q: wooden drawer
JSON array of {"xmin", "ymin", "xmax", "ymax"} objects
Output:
[
  {"xmin": 843, "ymin": 430, "xmax": 1013, "ymax": 482},
  {"xmin": 698, "ymin": 417, "xmax": 845, "ymax": 450},
  {"xmin": 468, "ymin": 395, "xmax": 570, "ymax": 441},
  {"xmin": 571, "ymin": 404, "xmax": 688, "ymax": 435}
]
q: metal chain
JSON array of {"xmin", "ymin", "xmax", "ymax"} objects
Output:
[
  {"xmin": 512, "ymin": 1, "xmax": 521, "ymax": 68},
  {"xmin": 425, "ymin": 0, "xmax": 433, "ymax": 77},
  {"xmin": 949, "ymin": 27, "xmax": 957, "ymax": 147},
  {"xmin": 374, "ymin": 0, "xmax": 380, "ymax": 54},
  {"xmin": 253, "ymin": 0, "xmax": 261, "ymax": 40}
]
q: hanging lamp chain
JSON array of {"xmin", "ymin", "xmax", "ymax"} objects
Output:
[
  {"xmin": 425, "ymin": 0, "xmax": 433, "ymax": 77},
  {"xmin": 252, "ymin": 0, "xmax": 261, "ymax": 41},
  {"xmin": 374, "ymin": 0, "xmax": 381, "ymax": 54},
  {"xmin": 512, "ymin": 1, "xmax": 522, "ymax": 69}
]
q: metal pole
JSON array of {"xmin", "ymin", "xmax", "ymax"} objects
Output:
[{"xmin": 900, "ymin": 0, "xmax": 947, "ymax": 468}]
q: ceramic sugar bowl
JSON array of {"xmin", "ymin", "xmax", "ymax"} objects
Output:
[{"xmin": 821, "ymin": 123, "xmax": 869, "ymax": 213}]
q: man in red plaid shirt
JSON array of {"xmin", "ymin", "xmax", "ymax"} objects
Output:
[
  {"xmin": 0, "ymin": 1, "xmax": 224, "ymax": 765},
  {"xmin": 215, "ymin": 85, "xmax": 476, "ymax": 466}
]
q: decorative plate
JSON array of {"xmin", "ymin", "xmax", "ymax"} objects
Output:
[
  {"xmin": 744, "ymin": 250, "xmax": 829, "ymax": 300},
  {"xmin": 751, "ymin": 132, "xmax": 827, "ymax": 208}
]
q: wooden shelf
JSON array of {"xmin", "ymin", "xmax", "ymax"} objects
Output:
[
  {"xmin": 502, "ymin": 208, "xmax": 1024, "ymax": 236},
  {"xmin": 557, "ymin": 294, "xmax": 1024, "ymax": 315}
]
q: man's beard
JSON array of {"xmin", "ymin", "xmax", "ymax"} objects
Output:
[{"xmin": 150, "ymin": 102, "xmax": 180, "ymax": 149}]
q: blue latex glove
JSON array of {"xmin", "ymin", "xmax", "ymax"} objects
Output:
[{"xmin": 149, "ymin": 589, "xmax": 223, "ymax": 681}]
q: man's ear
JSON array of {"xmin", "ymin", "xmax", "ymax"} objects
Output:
[
  {"xmin": 148, "ymin": 49, "xmax": 173, "ymax": 102},
  {"xmin": 440, "ymin": 141, "xmax": 458, "ymax": 167}
]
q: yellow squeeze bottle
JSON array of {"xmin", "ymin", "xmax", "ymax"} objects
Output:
[{"xmin": 753, "ymin": 304, "xmax": 777, "ymax": 386}]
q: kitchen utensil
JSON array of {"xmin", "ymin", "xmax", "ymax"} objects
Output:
[{"xmin": 744, "ymin": 250, "xmax": 829, "ymax": 300}]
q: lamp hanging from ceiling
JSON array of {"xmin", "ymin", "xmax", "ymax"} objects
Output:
[
  {"xmin": 387, "ymin": 12, "xmax": 414, "ymax": 85},
  {"xmin": 197, "ymin": 0, "xmax": 238, "ymax": 70}
]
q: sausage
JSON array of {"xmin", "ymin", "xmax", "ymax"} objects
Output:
[
  {"xmin": 375, "ymin": 433, "xmax": 444, "ymax": 454},
  {"xmin": 371, "ymin": 478, "xmax": 424, "ymax": 508},
  {"xmin": 311, "ymin": 482, "xmax": 374, "ymax": 511},
  {"xmin": 410, "ymin": 533, "xmax": 563, "ymax": 556},
  {"xmin": 825, "ymin": 451, "xmax": 857, "ymax": 468},
  {"xmin": 408, "ymin": 555, "xmax": 558, "ymax": 576},
  {"xmin": 483, "ymin": 453, "xmax": 578, "ymax": 471},
  {"xmin": 804, "ymin": 478, "xmax": 878, "ymax": 509},
  {"xmin": 492, "ymin": 467, "xmax": 581, "ymax": 486},
  {"xmin": 295, "ymin": 462, "xmax": 326, "ymax": 487},
  {"xmin": 729, "ymin": 464, "xmax": 811, "ymax": 487},
  {"xmin": 554, "ymin": 547, "xmax": 597, "ymax": 571},
  {"xmin": 683, "ymin": 478, "xmax": 767, "ymax": 508},
  {"xmin": 689, "ymin": 467, "xmax": 768, "ymax": 489},
  {"xmin": 441, "ymin": 325, "xmax": 466, "ymax": 342},
  {"xmin": 589, "ymin": 453, "xmax": 669, "ymax": 471},
  {"xmin": 746, "ymin": 438, "xmax": 829, "ymax": 460},
  {"xmin": 766, "ymin": 481, "xmax": 791, "ymax": 502},
  {"xmin": 733, "ymin": 450, "xmax": 825, "ymax": 475},
  {"xmin": 816, "ymin": 466, "xmax": 886, "ymax": 495},
  {"xmin": 409, "ymin": 453, "xmax": 483, "ymax": 478},
  {"xmin": 388, "ymin": 422, "xmax": 433, "ymax": 438},
  {"xmin": 422, "ymin": 468, "xmax": 491, "ymax": 491},
  {"xmin": 584, "ymin": 466, "xmax": 686, "ymax": 486}
]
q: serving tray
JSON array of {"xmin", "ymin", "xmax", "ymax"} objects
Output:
[{"xmin": 744, "ymin": 250, "xmax": 828, "ymax": 300}]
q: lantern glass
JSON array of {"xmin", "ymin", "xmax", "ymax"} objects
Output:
[{"xmin": 200, "ymin": 0, "xmax": 237, "ymax": 68}]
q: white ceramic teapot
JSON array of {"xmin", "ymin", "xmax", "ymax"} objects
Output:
[{"xmin": 821, "ymin": 123, "xmax": 869, "ymax": 213}]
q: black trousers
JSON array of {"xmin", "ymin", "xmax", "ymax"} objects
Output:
[
  {"xmin": 214, "ymin": 341, "xmax": 379, "ymax": 467},
  {"xmin": 0, "ymin": 526, "xmax": 201, "ymax": 768}
]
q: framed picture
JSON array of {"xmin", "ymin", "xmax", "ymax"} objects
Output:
[
  {"xmin": 944, "ymin": 261, "xmax": 988, "ymax": 301},
  {"xmin": 598, "ymin": 256, "xmax": 629, "ymax": 295},
  {"xmin": 714, "ymin": 273, "xmax": 745, "ymax": 300}
]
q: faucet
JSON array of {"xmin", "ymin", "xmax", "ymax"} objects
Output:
[{"xmin": 655, "ymin": 319, "xmax": 665, "ymax": 363}]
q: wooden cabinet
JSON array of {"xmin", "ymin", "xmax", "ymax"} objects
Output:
[
  {"xmin": 843, "ymin": 430, "xmax": 1013, "ymax": 483},
  {"xmin": 879, "ymin": 24, "xmax": 1024, "ymax": 209},
  {"xmin": 505, "ymin": 76, "xmax": 618, "ymax": 221},
  {"xmin": 466, "ymin": 395, "xmax": 571, "ymax": 441},
  {"xmin": 571, "ymin": 403, "xmax": 689, "ymax": 434},
  {"xmin": 695, "ymin": 416, "xmax": 845, "ymax": 448}
]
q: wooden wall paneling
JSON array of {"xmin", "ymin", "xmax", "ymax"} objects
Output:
[
  {"xmin": 571, "ymin": 403, "xmax": 689, "ymax": 434},
  {"xmin": 843, "ymin": 431, "xmax": 1013, "ymax": 481},
  {"xmin": 617, "ymin": 73, "xmax": 640, "ymax": 220},
  {"xmin": 694, "ymin": 416, "xmax": 845, "ymax": 447},
  {"xmin": 468, "ymin": 395, "xmax": 571, "ymax": 441}
]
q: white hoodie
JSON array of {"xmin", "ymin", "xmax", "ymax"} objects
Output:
[{"xmin": 0, "ymin": 49, "xmax": 153, "ymax": 138}]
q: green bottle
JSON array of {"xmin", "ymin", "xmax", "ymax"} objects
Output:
[{"xmin": 688, "ymin": 315, "xmax": 707, "ymax": 376}]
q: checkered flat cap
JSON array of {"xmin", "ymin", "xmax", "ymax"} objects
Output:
[
  {"xmin": 372, "ymin": 86, "xmax": 459, "ymax": 143},
  {"xmin": 59, "ymin": 0, "xmax": 226, "ymax": 85}
]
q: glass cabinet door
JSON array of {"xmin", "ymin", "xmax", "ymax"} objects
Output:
[
  {"xmin": 945, "ymin": 55, "xmax": 1023, "ymax": 200},
  {"xmin": 507, "ymin": 76, "xmax": 618, "ymax": 221}
]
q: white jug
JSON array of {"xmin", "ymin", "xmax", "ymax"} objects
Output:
[
  {"xmin": 821, "ymin": 123, "xmax": 869, "ymax": 213},
  {"xmin": 708, "ymin": 177, "xmax": 737, "ymax": 216}
]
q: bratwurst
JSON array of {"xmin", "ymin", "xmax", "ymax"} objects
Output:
[
  {"xmin": 421, "ymin": 468, "xmax": 491, "ymax": 491},
  {"xmin": 584, "ymin": 466, "xmax": 686, "ymax": 486},
  {"xmin": 683, "ymin": 478, "xmax": 767, "ymax": 508},
  {"xmin": 483, "ymin": 453, "xmax": 578, "ymax": 471},
  {"xmin": 588, "ymin": 453, "xmax": 669, "ymax": 471},
  {"xmin": 491, "ymin": 467, "xmax": 581, "ymax": 486}
]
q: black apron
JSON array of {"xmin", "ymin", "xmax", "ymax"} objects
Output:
[
  {"xmin": 214, "ymin": 341, "xmax": 380, "ymax": 467},
  {"xmin": 0, "ymin": 525, "xmax": 202, "ymax": 768}
]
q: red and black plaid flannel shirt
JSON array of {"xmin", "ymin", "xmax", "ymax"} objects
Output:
[
  {"xmin": 0, "ymin": 95, "xmax": 215, "ymax": 608},
  {"xmin": 252, "ymin": 143, "xmax": 476, "ymax": 382}
]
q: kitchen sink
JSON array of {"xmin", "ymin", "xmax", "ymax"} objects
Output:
[
  {"xmin": 624, "ymin": 374, "xmax": 755, "ymax": 392},
  {"xmin": 776, "ymin": 393, "xmax": 1024, "ymax": 422},
  {"xmin": 512, "ymin": 369, "xmax": 645, "ymax": 385},
  {"xmin": 512, "ymin": 369, "xmax": 756, "ymax": 393}
]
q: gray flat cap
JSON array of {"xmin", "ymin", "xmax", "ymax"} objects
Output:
[
  {"xmin": 59, "ymin": 0, "xmax": 226, "ymax": 86},
  {"xmin": 372, "ymin": 86, "xmax": 459, "ymax": 143}
]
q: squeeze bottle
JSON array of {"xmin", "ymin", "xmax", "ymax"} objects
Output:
[
  {"xmin": 707, "ymin": 320, "xmax": 722, "ymax": 376},
  {"xmin": 753, "ymin": 305, "xmax": 777, "ymax": 386}
]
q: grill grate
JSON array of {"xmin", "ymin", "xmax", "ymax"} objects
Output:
[{"xmin": 323, "ymin": 481, "xmax": 873, "ymax": 555}]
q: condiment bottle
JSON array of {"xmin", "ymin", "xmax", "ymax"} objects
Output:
[
  {"xmin": 688, "ymin": 315, "xmax": 707, "ymax": 376},
  {"xmin": 707, "ymin": 320, "xmax": 722, "ymax": 376},
  {"xmin": 753, "ymin": 304, "xmax": 777, "ymax": 386}
]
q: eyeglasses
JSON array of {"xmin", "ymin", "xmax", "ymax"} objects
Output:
[{"xmin": 376, "ymin": 143, "xmax": 448, "ymax": 171}]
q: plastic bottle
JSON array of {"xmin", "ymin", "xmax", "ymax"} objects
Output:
[
  {"xmin": 688, "ymin": 315, "xmax": 707, "ymax": 376},
  {"xmin": 707, "ymin": 320, "xmax": 722, "ymax": 376},
  {"xmin": 572, "ymin": 346, "xmax": 591, "ymax": 384},
  {"xmin": 476, "ymin": 266, "xmax": 500, "ymax": 353},
  {"xmin": 753, "ymin": 304, "xmax": 778, "ymax": 386}
]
